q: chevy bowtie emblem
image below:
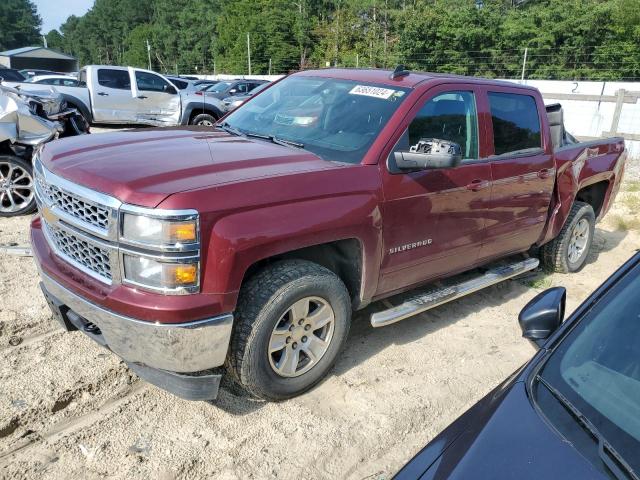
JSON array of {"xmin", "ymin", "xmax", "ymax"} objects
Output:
[
  {"xmin": 389, "ymin": 239, "xmax": 433, "ymax": 255},
  {"xmin": 41, "ymin": 205, "xmax": 58, "ymax": 225}
]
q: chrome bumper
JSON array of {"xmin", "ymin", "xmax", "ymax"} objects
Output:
[{"xmin": 39, "ymin": 271, "xmax": 233, "ymax": 373}]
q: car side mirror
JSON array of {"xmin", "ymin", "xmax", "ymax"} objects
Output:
[
  {"xmin": 164, "ymin": 85, "xmax": 177, "ymax": 95},
  {"xmin": 518, "ymin": 287, "xmax": 566, "ymax": 348},
  {"xmin": 394, "ymin": 139, "xmax": 462, "ymax": 170},
  {"xmin": 229, "ymin": 89, "xmax": 238, "ymax": 95}
]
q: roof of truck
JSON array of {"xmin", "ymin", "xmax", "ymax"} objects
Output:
[{"xmin": 295, "ymin": 67, "xmax": 536, "ymax": 91}]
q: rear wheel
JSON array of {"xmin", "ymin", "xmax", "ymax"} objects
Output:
[
  {"xmin": 191, "ymin": 113, "xmax": 217, "ymax": 126},
  {"xmin": 0, "ymin": 155, "xmax": 36, "ymax": 217},
  {"xmin": 227, "ymin": 260, "xmax": 351, "ymax": 401},
  {"xmin": 541, "ymin": 201, "xmax": 595, "ymax": 273}
]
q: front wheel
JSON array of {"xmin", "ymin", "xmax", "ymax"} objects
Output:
[
  {"xmin": 0, "ymin": 155, "xmax": 36, "ymax": 217},
  {"xmin": 191, "ymin": 113, "xmax": 217, "ymax": 126},
  {"xmin": 541, "ymin": 201, "xmax": 595, "ymax": 273},
  {"xmin": 227, "ymin": 260, "xmax": 351, "ymax": 401}
]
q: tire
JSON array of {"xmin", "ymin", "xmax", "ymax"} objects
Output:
[
  {"xmin": 227, "ymin": 259, "xmax": 351, "ymax": 401},
  {"xmin": 191, "ymin": 113, "xmax": 217, "ymax": 126},
  {"xmin": 0, "ymin": 155, "xmax": 36, "ymax": 217},
  {"xmin": 540, "ymin": 201, "xmax": 595, "ymax": 273}
]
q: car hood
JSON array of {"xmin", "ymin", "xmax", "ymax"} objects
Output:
[
  {"xmin": 396, "ymin": 380, "xmax": 604, "ymax": 480},
  {"xmin": 40, "ymin": 126, "xmax": 340, "ymax": 207}
]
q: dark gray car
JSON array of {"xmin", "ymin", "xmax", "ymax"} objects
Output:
[{"xmin": 201, "ymin": 79, "xmax": 267, "ymax": 100}]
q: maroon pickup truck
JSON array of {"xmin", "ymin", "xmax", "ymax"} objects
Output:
[{"xmin": 31, "ymin": 67, "xmax": 627, "ymax": 401}]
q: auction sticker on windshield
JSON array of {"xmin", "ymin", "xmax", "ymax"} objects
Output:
[{"xmin": 349, "ymin": 85, "xmax": 396, "ymax": 99}]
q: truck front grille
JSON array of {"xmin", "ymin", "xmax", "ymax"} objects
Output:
[
  {"xmin": 44, "ymin": 221, "xmax": 113, "ymax": 282},
  {"xmin": 36, "ymin": 176, "xmax": 110, "ymax": 231}
]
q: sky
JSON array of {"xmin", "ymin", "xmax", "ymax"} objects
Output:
[{"xmin": 33, "ymin": 0, "xmax": 94, "ymax": 34}]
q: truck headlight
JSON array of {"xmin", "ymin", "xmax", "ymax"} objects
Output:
[
  {"xmin": 121, "ymin": 211, "xmax": 198, "ymax": 247},
  {"xmin": 123, "ymin": 255, "xmax": 199, "ymax": 291}
]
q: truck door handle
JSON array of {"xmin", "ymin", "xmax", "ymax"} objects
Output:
[
  {"xmin": 137, "ymin": 95, "xmax": 148, "ymax": 99},
  {"xmin": 97, "ymin": 92, "xmax": 109, "ymax": 96},
  {"xmin": 466, "ymin": 179, "xmax": 490, "ymax": 191},
  {"xmin": 537, "ymin": 168, "xmax": 551, "ymax": 179}
]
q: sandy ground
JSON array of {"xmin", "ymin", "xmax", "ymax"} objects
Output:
[{"xmin": 0, "ymin": 142, "xmax": 638, "ymax": 478}]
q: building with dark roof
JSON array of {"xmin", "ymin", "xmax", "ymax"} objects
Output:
[{"xmin": 0, "ymin": 47, "xmax": 78, "ymax": 73}]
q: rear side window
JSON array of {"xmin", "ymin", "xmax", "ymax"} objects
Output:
[
  {"xmin": 97, "ymin": 69, "xmax": 131, "ymax": 90},
  {"xmin": 488, "ymin": 92, "xmax": 541, "ymax": 156}
]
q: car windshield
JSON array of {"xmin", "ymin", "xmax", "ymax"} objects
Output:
[
  {"xmin": 208, "ymin": 81, "xmax": 232, "ymax": 93},
  {"xmin": 538, "ymin": 262, "xmax": 640, "ymax": 473},
  {"xmin": 223, "ymin": 76, "xmax": 411, "ymax": 164}
]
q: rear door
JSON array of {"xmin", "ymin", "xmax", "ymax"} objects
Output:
[
  {"xmin": 477, "ymin": 88, "xmax": 555, "ymax": 261},
  {"xmin": 90, "ymin": 67, "xmax": 138, "ymax": 123},
  {"xmin": 379, "ymin": 85, "xmax": 492, "ymax": 295},
  {"xmin": 131, "ymin": 69, "xmax": 181, "ymax": 126}
]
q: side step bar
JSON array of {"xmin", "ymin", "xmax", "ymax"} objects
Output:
[{"xmin": 371, "ymin": 258, "xmax": 539, "ymax": 328}]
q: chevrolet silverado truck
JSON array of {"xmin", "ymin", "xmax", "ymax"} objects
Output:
[
  {"xmin": 7, "ymin": 65, "xmax": 226, "ymax": 127},
  {"xmin": 31, "ymin": 67, "xmax": 627, "ymax": 402}
]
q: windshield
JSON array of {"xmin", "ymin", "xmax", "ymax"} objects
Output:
[
  {"xmin": 538, "ymin": 262, "xmax": 640, "ymax": 474},
  {"xmin": 223, "ymin": 76, "xmax": 410, "ymax": 164},
  {"xmin": 207, "ymin": 81, "xmax": 232, "ymax": 93}
]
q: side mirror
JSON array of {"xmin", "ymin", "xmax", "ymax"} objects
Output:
[
  {"xmin": 518, "ymin": 287, "xmax": 566, "ymax": 348},
  {"xmin": 394, "ymin": 139, "xmax": 462, "ymax": 170},
  {"xmin": 229, "ymin": 88, "xmax": 238, "ymax": 95},
  {"xmin": 164, "ymin": 85, "xmax": 177, "ymax": 95}
]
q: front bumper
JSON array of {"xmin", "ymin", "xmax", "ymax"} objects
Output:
[{"xmin": 39, "ymin": 271, "xmax": 234, "ymax": 400}]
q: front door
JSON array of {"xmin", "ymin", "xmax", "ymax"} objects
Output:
[
  {"xmin": 91, "ymin": 67, "xmax": 138, "ymax": 123},
  {"xmin": 478, "ymin": 88, "xmax": 555, "ymax": 261},
  {"xmin": 378, "ymin": 87, "xmax": 492, "ymax": 296},
  {"xmin": 132, "ymin": 69, "xmax": 181, "ymax": 126}
]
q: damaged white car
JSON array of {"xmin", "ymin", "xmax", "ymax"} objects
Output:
[
  {"xmin": 8, "ymin": 65, "xmax": 228, "ymax": 127},
  {"xmin": 0, "ymin": 84, "xmax": 88, "ymax": 216}
]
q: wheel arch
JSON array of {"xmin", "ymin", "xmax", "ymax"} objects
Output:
[
  {"xmin": 182, "ymin": 102, "xmax": 223, "ymax": 125},
  {"xmin": 575, "ymin": 180, "xmax": 610, "ymax": 218},
  {"xmin": 241, "ymin": 239, "xmax": 364, "ymax": 309},
  {"xmin": 59, "ymin": 93, "xmax": 92, "ymax": 122}
]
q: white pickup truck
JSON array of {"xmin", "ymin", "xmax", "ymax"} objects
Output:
[{"xmin": 5, "ymin": 65, "xmax": 227, "ymax": 127}]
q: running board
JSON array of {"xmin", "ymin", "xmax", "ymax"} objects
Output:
[{"xmin": 370, "ymin": 258, "xmax": 540, "ymax": 328}]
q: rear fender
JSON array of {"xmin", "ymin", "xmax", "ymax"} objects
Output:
[{"xmin": 538, "ymin": 140, "xmax": 625, "ymax": 245}]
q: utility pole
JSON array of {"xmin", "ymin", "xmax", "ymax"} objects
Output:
[
  {"xmin": 356, "ymin": 53, "xmax": 359, "ymax": 68},
  {"xmin": 247, "ymin": 33, "xmax": 252, "ymax": 75},
  {"xmin": 146, "ymin": 39, "xmax": 152, "ymax": 70},
  {"xmin": 520, "ymin": 47, "xmax": 528, "ymax": 83},
  {"xmin": 268, "ymin": 58, "xmax": 272, "ymax": 75},
  {"xmin": 42, "ymin": 35, "xmax": 47, "ymax": 48}
]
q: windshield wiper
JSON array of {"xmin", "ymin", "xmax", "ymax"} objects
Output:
[
  {"xmin": 216, "ymin": 122, "xmax": 245, "ymax": 137},
  {"xmin": 536, "ymin": 375, "xmax": 638, "ymax": 480},
  {"xmin": 244, "ymin": 132, "xmax": 305, "ymax": 149}
]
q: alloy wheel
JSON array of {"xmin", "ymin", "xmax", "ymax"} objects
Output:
[
  {"xmin": 0, "ymin": 161, "xmax": 34, "ymax": 214},
  {"xmin": 568, "ymin": 218, "xmax": 590, "ymax": 264},
  {"xmin": 268, "ymin": 296, "xmax": 335, "ymax": 378}
]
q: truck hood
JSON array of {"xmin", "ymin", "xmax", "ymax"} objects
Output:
[{"xmin": 40, "ymin": 126, "xmax": 339, "ymax": 207}]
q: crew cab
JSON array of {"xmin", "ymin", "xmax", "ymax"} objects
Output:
[
  {"xmin": 8, "ymin": 65, "xmax": 227, "ymax": 127},
  {"xmin": 30, "ymin": 67, "xmax": 627, "ymax": 402}
]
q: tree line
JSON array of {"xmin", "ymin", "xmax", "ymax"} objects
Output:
[{"xmin": 2, "ymin": 0, "xmax": 640, "ymax": 81}]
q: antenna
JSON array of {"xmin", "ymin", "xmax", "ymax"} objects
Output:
[{"xmin": 390, "ymin": 65, "xmax": 410, "ymax": 80}]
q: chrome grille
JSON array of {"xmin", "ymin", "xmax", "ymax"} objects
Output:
[
  {"xmin": 44, "ymin": 221, "xmax": 112, "ymax": 282},
  {"xmin": 37, "ymin": 175, "xmax": 110, "ymax": 231}
]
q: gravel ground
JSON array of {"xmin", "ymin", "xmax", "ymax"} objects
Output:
[{"xmin": 0, "ymin": 134, "xmax": 638, "ymax": 479}]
